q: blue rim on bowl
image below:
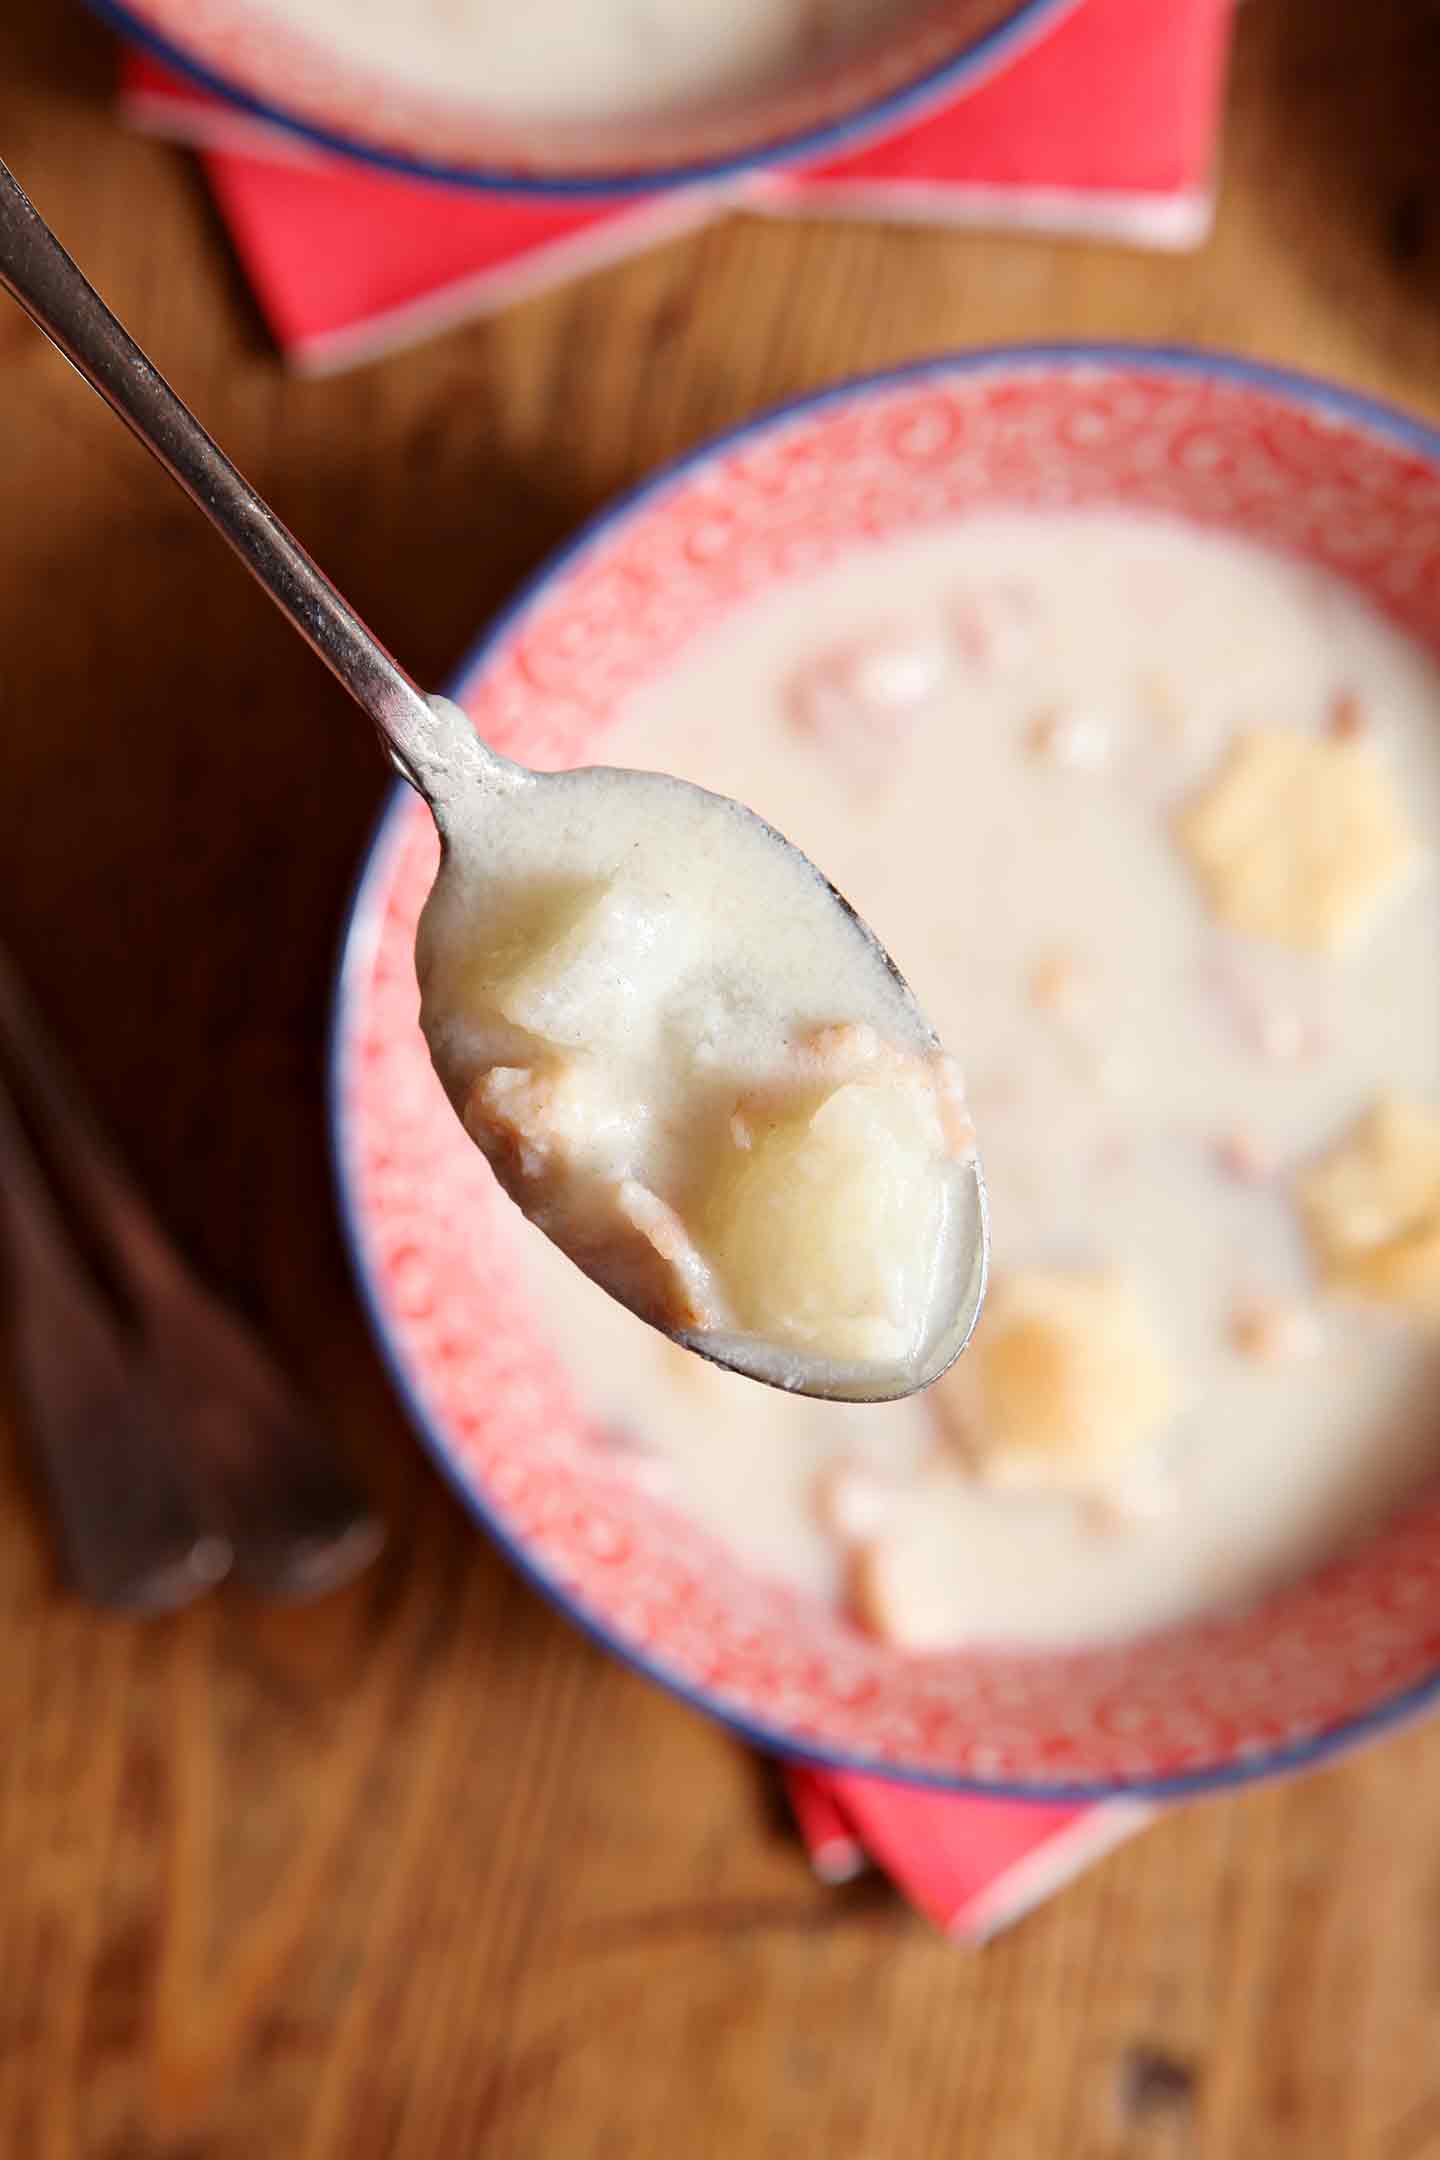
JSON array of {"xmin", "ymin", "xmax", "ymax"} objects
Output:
[
  {"xmin": 330, "ymin": 343, "xmax": 1440, "ymax": 1800},
  {"xmin": 89, "ymin": 0, "xmax": 1075, "ymax": 198}
]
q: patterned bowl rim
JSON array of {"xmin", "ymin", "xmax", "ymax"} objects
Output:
[
  {"xmin": 86, "ymin": 0, "xmax": 1073, "ymax": 196},
  {"xmin": 330, "ymin": 343, "xmax": 1440, "ymax": 1800}
]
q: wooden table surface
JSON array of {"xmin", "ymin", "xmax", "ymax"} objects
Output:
[{"xmin": 4, "ymin": 4, "xmax": 1440, "ymax": 2155}]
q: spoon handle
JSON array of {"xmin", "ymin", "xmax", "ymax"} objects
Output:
[
  {"xmin": 0, "ymin": 156, "xmax": 462, "ymax": 801},
  {"xmin": 0, "ymin": 942, "xmax": 384, "ymax": 1603},
  {"xmin": 0, "ymin": 1072, "xmax": 234, "ymax": 1611}
]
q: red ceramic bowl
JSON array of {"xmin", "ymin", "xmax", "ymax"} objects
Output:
[
  {"xmin": 88, "ymin": 0, "xmax": 1072, "ymax": 192},
  {"xmin": 332, "ymin": 347, "xmax": 1440, "ymax": 1799}
]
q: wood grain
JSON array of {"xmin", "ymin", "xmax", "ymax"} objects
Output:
[{"xmin": 4, "ymin": 3, "xmax": 1440, "ymax": 2154}]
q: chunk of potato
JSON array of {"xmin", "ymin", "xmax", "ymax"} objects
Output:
[
  {"xmin": 705, "ymin": 1074, "xmax": 948, "ymax": 1363},
  {"xmin": 464, "ymin": 874, "xmax": 700, "ymax": 1052}
]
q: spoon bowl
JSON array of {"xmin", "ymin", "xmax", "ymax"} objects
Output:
[{"xmin": 416, "ymin": 712, "xmax": 988, "ymax": 1400}]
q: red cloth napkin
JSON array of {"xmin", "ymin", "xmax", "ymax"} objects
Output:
[
  {"xmin": 118, "ymin": 0, "xmax": 1235, "ymax": 373},
  {"xmin": 785, "ymin": 1766, "xmax": 1156, "ymax": 1939}
]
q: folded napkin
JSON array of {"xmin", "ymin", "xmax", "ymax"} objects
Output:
[
  {"xmin": 785, "ymin": 1764, "xmax": 1156, "ymax": 1940},
  {"xmin": 118, "ymin": 0, "xmax": 1235, "ymax": 371}
]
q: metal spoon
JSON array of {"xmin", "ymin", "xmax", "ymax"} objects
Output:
[
  {"xmin": 0, "ymin": 1063, "xmax": 232, "ymax": 1610},
  {"xmin": 0, "ymin": 159, "xmax": 987, "ymax": 1402},
  {"xmin": 0, "ymin": 942, "xmax": 383, "ymax": 1602}
]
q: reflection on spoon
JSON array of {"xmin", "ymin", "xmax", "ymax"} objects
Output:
[{"xmin": 0, "ymin": 158, "xmax": 987, "ymax": 1402}]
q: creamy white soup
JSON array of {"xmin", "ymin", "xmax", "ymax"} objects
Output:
[
  {"xmin": 503, "ymin": 510, "xmax": 1440, "ymax": 1650},
  {"xmin": 265, "ymin": 0, "xmax": 923, "ymax": 123}
]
